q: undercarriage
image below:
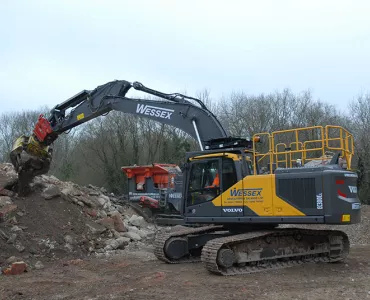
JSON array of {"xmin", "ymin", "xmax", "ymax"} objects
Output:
[{"xmin": 154, "ymin": 226, "xmax": 349, "ymax": 276}]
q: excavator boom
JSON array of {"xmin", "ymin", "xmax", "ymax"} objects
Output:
[{"xmin": 10, "ymin": 80, "xmax": 230, "ymax": 192}]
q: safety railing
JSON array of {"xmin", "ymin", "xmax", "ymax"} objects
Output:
[
  {"xmin": 252, "ymin": 125, "xmax": 354, "ymax": 174},
  {"xmin": 325, "ymin": 125, "xmax": 354, "ymax": 168},
  {"xmin": 253, "ymin": 132, "xmax": 273, "ymax": 174}
]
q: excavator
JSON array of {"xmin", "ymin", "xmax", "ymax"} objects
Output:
[{"xmin": 9, "ymin": 79, "xmax": 360, "ymax": 276}]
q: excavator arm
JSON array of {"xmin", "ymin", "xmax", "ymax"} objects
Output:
[{"xmin": 10, "ymin": 80, "xmax": 229, "ymax": 188}]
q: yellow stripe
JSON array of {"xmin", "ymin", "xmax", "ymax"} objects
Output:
[
  {"xmin": 190, "ymin": 153, "xmax": 241, "ymax": 161},
  {"xmin": 212, "ymin": 174, "xmax": 305, "ymax": 217}
]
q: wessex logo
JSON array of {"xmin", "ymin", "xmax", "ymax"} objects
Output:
[
  {"xmin": 136, "ymin": 104, "xmax": 174, "ymax": 119},
  {"xmin": 230, "ymin": 188, "xmax": 262, "ymax": 197}
]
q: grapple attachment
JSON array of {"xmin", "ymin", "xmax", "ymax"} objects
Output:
[
  {"xmin": 10, "ymin": 114, "xmax": 54, "ymax": 177},
  {"xmin": 10, "ymin": 135, "xmax": 52, "ymax": 194}
]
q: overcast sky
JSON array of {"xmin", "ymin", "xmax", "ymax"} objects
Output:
[{"xmin": 1, "ymin": 0, "xmax": 369, "ymax": 113}]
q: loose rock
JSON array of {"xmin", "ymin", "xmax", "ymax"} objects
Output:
[
  {"xmin": 6, "ymin": 256, "xmax": 21, "ymax": 264},
  {"xmin": 0, "ymin": 229, "xmax": 8, "ymax": 240},
  {"xmin": 3, "ymin": 261, "xmax": 27, "ymax": 275},
  {"xmin": 129, "ymin": 215, "xmax": 146, "ymax": 228},
  {"xmin": 0, "ymin": 196, "xmax": 12, "ymax": 207},
  {"xmin": 96, "ymin": 217, "xmax": 115, "ymax": 230},
  {"xmin": 61, "ymin": 185, "xmax": 82, "ymax": 197},
  {"xmin": 64, "ymin": 235, "xmax": 76, "ymax": 245},
  {"xmin": 127, "ymin": 225, "xmax": 151, "ymax": 239},
  {"xmin": 122, "ymin": 231, "xmax": 142, "ymax": 241},
  {"xmin": 97, "ymin": 195, "xmax": 111, "ymax": 209},
  {"xmin": 0, "ymin": 188, "xmax": 14, "ymax": 197},
  {"xmin": 14, "ymin": 243, "xmax": 25, "ymax": 253},
  {"xmin": 11, "ymin": 226, "xmax": 22, "ymax": 233},
  {"xmin": 0, "ymin": 204, "xmax": 18, "ymax": 222},
  {"xmin": 89, "ymin": 191, "xmax": 100, "ymax": 196},
  {"xmin": 7, "ymin": 233, "xmax": 17, "ymax": 244},
  {"xmin": 104, "ymin": 237, "xmax": 130, "ymax": 250},
  {"xmin": 86, "ymin": 221, "xmax": 107, "ymax": 235},
  {"xmin": 34, "ymin": 261, "xmax": 44, "ymax": 270},
  {"xmin": 75, "ymin": 195, "xmax": 96, "ymax": 208},
  {"xmin": 41, "ymin": 185, "xmax": 61, "ymax": 200},
  {"xmin": 111, "ymin": 212, "xmax": 126, "ymax": 232},
  {"xmin": 84, "ymin": 208, "xmax": 97, "ymax": 217}
]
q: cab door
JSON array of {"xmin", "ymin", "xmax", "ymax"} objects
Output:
[
  {"xmin": 184, "ymin": 158, "xmax": 222, "ymax": 218},
  {"xmin": 221, "ymin": 157, "xmax": 244, "ymax": 217}
]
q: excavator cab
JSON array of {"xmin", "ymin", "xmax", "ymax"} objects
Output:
[
  {"xmin": 183, "ymin": 150, "xmax": 258, "ymax": 220},
  {"xmin": 181, "ymin": 125, "xmax": 360, "ymax": 226}
]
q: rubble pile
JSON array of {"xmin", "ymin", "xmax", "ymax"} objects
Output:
[{"xmin": 0, "ymin": 163, "xmax": 161, "ymax": 273}]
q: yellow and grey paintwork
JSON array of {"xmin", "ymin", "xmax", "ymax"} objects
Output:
[
  {"xmin": 212, "ymin": 174, "xmax": 305, "ymax": 217},
  {"xmin": 185, "ymin": 151, "xmax": 360, "ymax": 225},
  {"xmin": 191, "ymin": 151, "xmax": 304, "ymax": 217}
]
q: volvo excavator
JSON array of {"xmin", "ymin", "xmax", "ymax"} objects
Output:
[{"xmin": 10, "ymin": 79, "xmax": 360, "ymax": 276}]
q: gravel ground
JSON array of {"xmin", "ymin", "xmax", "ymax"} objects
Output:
[{"xmin": 1, "ymin": 245, "xmax": 370, "ymax": 300}]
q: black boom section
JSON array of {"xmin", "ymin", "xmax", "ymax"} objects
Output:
[{"xmin": 47, "ymin": 80, "xmax": 228, "ymax": 148}]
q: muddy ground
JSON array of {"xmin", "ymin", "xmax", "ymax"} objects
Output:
[{"xmin": 1, "ymin": 245, "xmax": 370, "ymax": 300}]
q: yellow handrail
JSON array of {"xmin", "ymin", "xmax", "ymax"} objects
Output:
[
  {"xmin": 275, "ymin": 143, "xmax": 288, "ymax": 168},
  {"xmin": 252, "ymin": 132, "xmax": 272, "ymax": 174},
  {"xmin": 252, "ymin": 125, "xmax": 354, "ymax": 172}
]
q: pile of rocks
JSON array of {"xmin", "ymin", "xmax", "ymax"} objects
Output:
[{"xmin": 0, "ymin": 163, "xmax": 160, "ymax": 273}]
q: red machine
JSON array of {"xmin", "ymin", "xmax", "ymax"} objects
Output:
[{"xmin": 121, "ymin": 163, "xmax": 183, "ymax": 219}]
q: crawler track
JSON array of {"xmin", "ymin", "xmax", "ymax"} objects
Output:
[
  {"xmin": 154, "ymin": 225, "xmax": 223, "ymax": 264},
  {"xmin": 201, "ymin": 228, "xmax": 349, "ymax": 276}
]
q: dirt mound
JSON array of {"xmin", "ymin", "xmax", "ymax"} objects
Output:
[{"xmin": 0, "ymin": 163, "xmax": 159, "ymax": 271}]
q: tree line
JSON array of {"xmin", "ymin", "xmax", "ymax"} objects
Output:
[{"xmin": 1, "ymin": 89, "xmax": 370, "ymax": 203}]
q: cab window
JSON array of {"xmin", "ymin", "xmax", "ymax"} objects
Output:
[
  {"xmin": 187, "ymin": 159, "xmax": 220, "ymax": 205},
  {"xmin": 222, "ymin": 158, "xmax": 238, "ymax": 190},
  {"xmin": 245, "ymin": 157, "xmax": 254, "ymax": 175}
]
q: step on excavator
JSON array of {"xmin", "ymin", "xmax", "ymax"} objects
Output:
[{"xmin": 10, "ymin": 79, "xmax": 360, "ymax": 276}]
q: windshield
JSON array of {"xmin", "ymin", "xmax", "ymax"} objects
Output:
[{"xmin": 187, "ymin": 159, "xmax": 220, "ymax": 205}]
